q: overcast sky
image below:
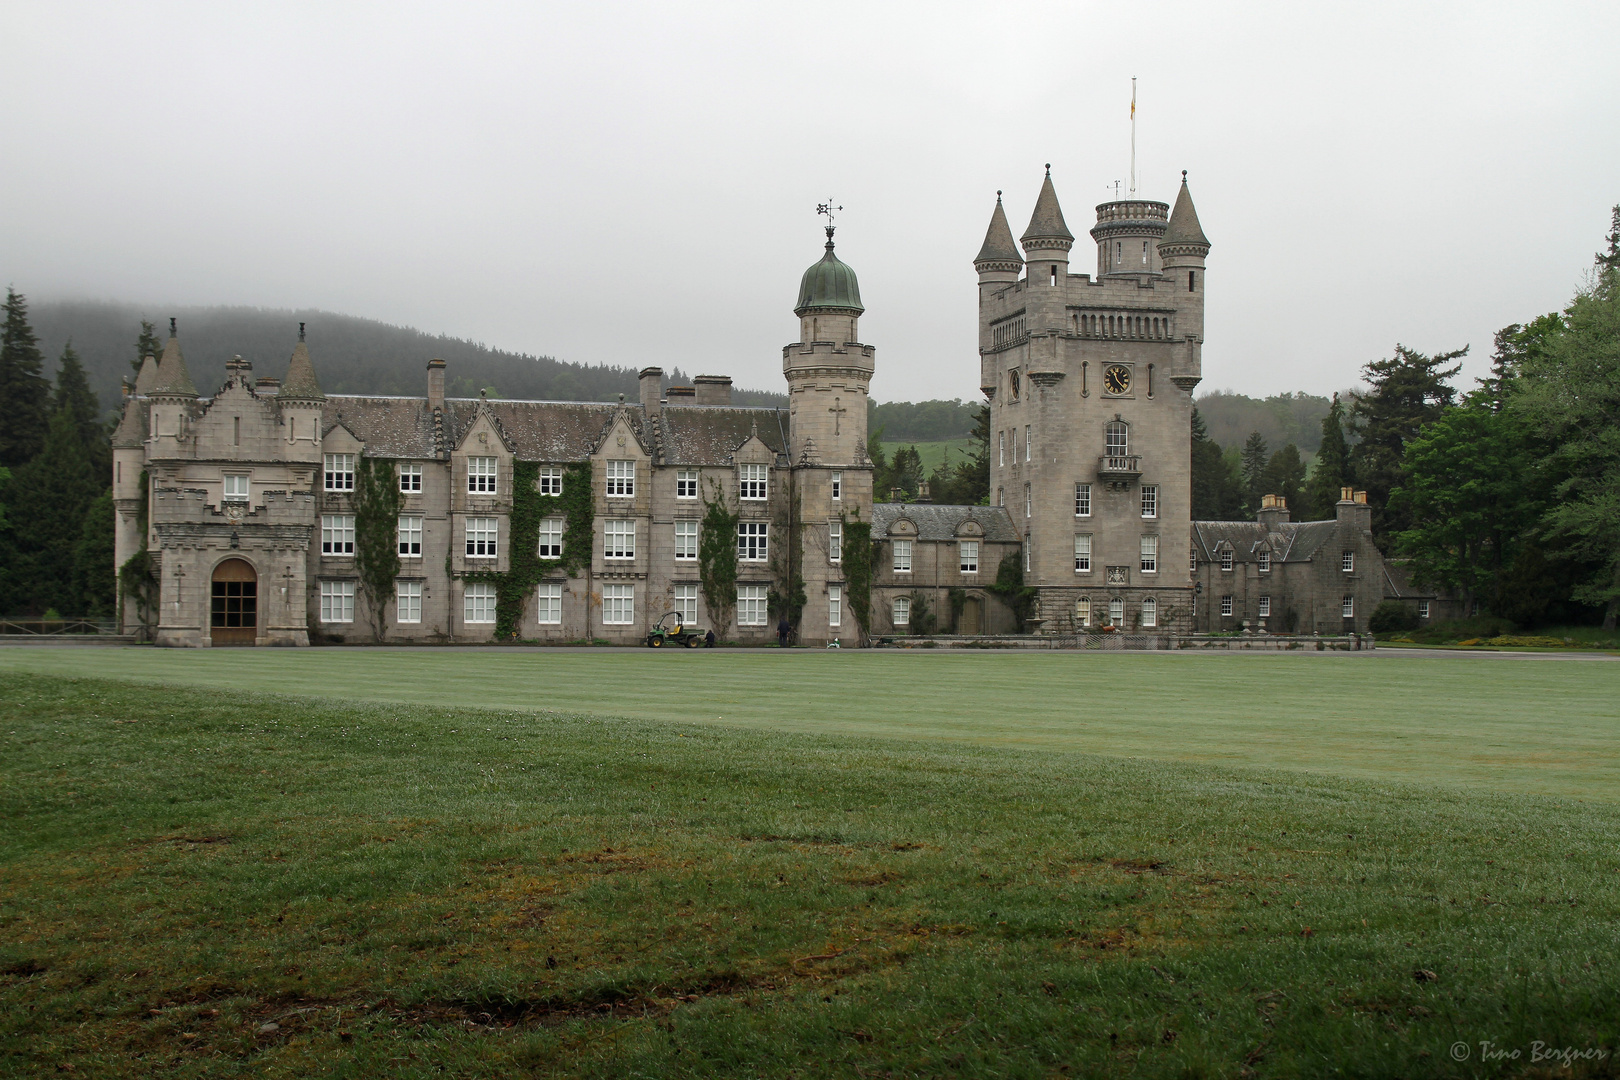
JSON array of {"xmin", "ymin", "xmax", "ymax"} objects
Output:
[{"xmin": 3, "ymin": 1, "xmax": 1616, "ymax": 402}]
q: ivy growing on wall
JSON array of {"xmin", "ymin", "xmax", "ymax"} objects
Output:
[
  {"xmin": 986, "ymin": 551, "xmax": 1037, "ymax": 626},
  {"xmin": 353, "ymin": 455, "xmax": 402, "ymax": 642},
  {"xmin": 459, "ymin": 461, "xmax": 593, "ymax": 641},
  {"xmin": 698, "ymin": 480, "xmax": 739, "ymax": 639},
  {"xmin": 841, "ymin": 511, "xmax": 873, "ymax": 643},
  {"xmin": 767, "ymin": 487, "xmax": 805, "ymax": 628},
  {"xmin": 117, "ymin": 469, "xmax": 157, "ymax": 633}
]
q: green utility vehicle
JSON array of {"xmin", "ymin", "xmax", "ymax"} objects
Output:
[{"xmin": 646, "ymin": 611, "xmax": 703, "ymax": 648}]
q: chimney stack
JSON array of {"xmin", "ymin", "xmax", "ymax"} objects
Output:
[
  {"xmin": 665, "ymin": 385, "xmax": 695, "ymax": 405},
  {"xmin": 693, "ymin": 375, "xmax": 732, "ymax": 406},
  {"xmin": 1257, "ymin": 493, "xmax": 1290, "ymax": 530},
  {"xmin": 639, "ymin": 366, "xmax": 663, "ymax": 417},
  {"xmin": 427, "ymin": 358, "xmax": 446, "ymax": 411},
  {"xmin": 1336, "ymin": 488, "xmax": 1373, "ymax": 532}
]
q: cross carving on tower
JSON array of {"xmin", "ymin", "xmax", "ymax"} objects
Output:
[{"xmin": 828, "ymin": 397, "xmax": 847, "ymax": 436}]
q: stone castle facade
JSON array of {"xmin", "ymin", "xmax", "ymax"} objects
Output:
[{"xmin": 113, "ymin": 170, "xmax": 1398, "ymax": 647}]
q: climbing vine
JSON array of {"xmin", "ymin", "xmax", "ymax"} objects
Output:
[
  {"xmin": 459, "ymin": 461, "xmax": 593, "ymax": 640},
  {"xmin": 117, "ymin": 469, "xmax": 157, "ymax": 634},
  {"xmin": 986, "ymin": 551, "xmax": 1037, "ymax": 627},
  {"xmin": 767, "ymin": 486, "xmax": 805, "ymax": 627},
  {"xmin": 841, "ymin": 510, "xmax": 873, "ymax": 644},
  {"xmin": 353, "ymin": 455, "xmax": 402, "ymax": 642},
  {"xmin": 698, "ymin": 480, "xmax": 738, "ymax": 640}
]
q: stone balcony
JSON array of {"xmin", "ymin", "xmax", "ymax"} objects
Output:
[{"xmin": 1097, "ymin": 454, "xmax": 1142, "ymax": 486}]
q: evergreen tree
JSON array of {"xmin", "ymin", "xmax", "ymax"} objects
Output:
[
  {"xmin": 947, "ymin": 402, "xmax": 991, "ymax": 505},
  {"xmin": 1348, "ymin": 343, "xmax": 1465, "ymax": 547},
  {"xmin": 0, "ymin": 407, "xmax": 101, "ymax": 614},
  {"xmin": 53, "ymin": 342, "xmax": 110, "ymax": 484},
  {"xmin": 1482, "ymin": 315, "xmax": 1561, "ymax": 410},
  {"xmin": 1190, "ymin": 406, "xmax": 1242, "ymax": 520},
  {"xmin": 1597, "ymin": 204, "xmax": 1620, "ymax": 275},
  {"xmin": 1260, "ymin": 443, "xmax": 1307, "ymax": 515},
  {"xmin": 0, "ymin": 288, "xmax": 52, "ymax": 468},
  {"xmin": 134, "ymin": 319, "xmax": 163, "ymax": 374},
  {"xmin": 1304, "ymin": 393, "xmax": 1351, "ymax": 518},
  {"xmin": 1239, "ymin": 431, "xmax": 1269, "ymax": 517},
  {"xmin": 72, "ymin": 492, "xmax": 117, "ymax": 618}
]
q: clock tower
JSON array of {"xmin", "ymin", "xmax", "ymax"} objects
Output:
[{"xmin": 976, "ymin": 167, "xmax": 1209, "ymax": 633}]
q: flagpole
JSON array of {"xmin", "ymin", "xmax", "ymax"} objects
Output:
[{"xmin": 1130, "ymin": 77, "xmax": 1137, "ymax": 198}]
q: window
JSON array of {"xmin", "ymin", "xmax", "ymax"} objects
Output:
[
  {"xmin": 1024, "ymin": 536, "xmax": 1031, "ymax": 573},
  {"xmin": 602, "ymin": 584, "xmax": 634, "ymax": 624},
  {"xmin": 1220, "ymin": 595, "xmax": 1233, "ymax": 617},
  {"xmin": 1341, "ymin": 550, "xmax": 1355, "ymax": 572},
  {"xmin": 1105, "ymin": 421, "xmax": 1129, "ymax": 460},
  {"xmin": 674, "ymin": 520, "xmax": 698, "ymax": 561},
  {"xmin": 998, "ymin": 431, "xmax": 1005, "ymax": 466},
  {"xmin": 1258, "ymin": 595, "xmax": 1271, "ymax": 618},
  {"xmin": 324, "ymin": 453, "xmax": 355, "ymax": 491},
  {"xmin": 399, "ymin": 463, "xmax": 422, "ymax": 492},
  {"xmin": 1108, "ymin": 597, "xmax": 1124, "ymax": 625},
  {"xmin": 1140, "ymin": 535, "xmax": 1158, "ymax": 573},
  {"xmin": 604, "ymin": 519, "xmax": 635, "ymax": 560},
  {"xmin": 829, "ymin": 521, "xmax": 842, "ymax": 563},
  {"xmin": 997, "ymin": 487, "xmax": 1004, "ymax": 508},
  {"xmin": 1419, "ymin": 600, "xmax": 1430, "ymax": 620},
  {"xmin": 1024, "ymin": 483, "xmax": 1032, "ymax": 518},
  {"xmin": 398, "ymin": 515, "xmax": 423, "ymax": 557},
  {"xmin": 828, "ymin": 584, "xmax": 842, "ymax": 628},
  {"xmin": 321, "ymin": 514, "xmax": 355, "ymax": 556},
  {"xmin": 396, "ymin": 580, "xmax": 422, "ymax": 624},
  {"xmin": 1189, "ymin": 270, "xmax": 1197, "ymax": 292},
  {"xmin": 1009, "ymin": 369, "xmax": 1020, "ymax": 400},
  {"xmin": 737, "ymin": 521, "xmax": 768, "ymax": 562},
  {"xmin": 1075, "ymin": 483, "xmax": 1091, "ymax": 517},
  {"xmin": 1142, "ymin": 240, "xmax": 1149, "ymax": 266},
  {"xmin": 1141, "ymin": 597, "xmax": 1157, "ymax": 627},
  {"xmin": 1074, "ymin": 534, "xmax": 1092, "ymax": 573},
  {"xmin": 1220, "ymin": 549, "xmax": 1234, "ymax": 572},
  {"xmin": 892, "ymin": 596, "xmax": 911, "ymax": 627},
  {"xmin": 1115, "ymin": 241, "xmax": 1122, "ymax": 265},
  {"xmin": 223, "ymin": 474, "xmax": 248, "ymax": 502},
  {"xmin": 737, "ymin": 585, "xmax": 768, "ymax": 626},
  {"xmin": 466, "ymin": 516, "xmax": 498, "ymax": 558},
  {"xmin": 468, "ymin": 456, "xmax": 497, "ymax": 494},
  {"xmin": 1190, "ymin": 546, "xmax": 1198, "ymax": 573},
  {"xmin": 739, "ymin": 463, "xmax": 768, "ymax": 500},
  {"xmin": 1024, "ymin": 425, "xmax": 1031, "ymax": 461},
  {"xmin": 673, "ymin": 584, "xmax": 698, "ymax": 625},
  {"xmin": 233, "ymin": 416, "xmax": 240, "ymax": 446},
  {"xmin": 676, "ymin": 469, "xmax": 698, "ymax": 499},
  {"xmin": 1140, "ymin": 485, "xmax": 1157, "ymax": 519},
  {"xmin": 536, "ymin": 583, "xmax": 562, "ymax": 624},
  {"xmin": 464, "ymin": 582, "xmax": 497, "ymax": 623},
  {"xmin": 1342, "ymin": 594, "xmax": 1355, "ymax": 619},
  {"xmin": 830, "ymin": 472, "xmax": 842, "ymax": 501},
  {"xmin": 1050, "ymin": 264, "xmax": 1057, "ymax": 286},
  {"xmin": 538, "ymin": 467, "xmax": 563, "ymax": 495},
  {"xmin": 1258, "ymin": 550, "xmax": 1271, "ymax": 572},
  {"xmin": 320, "ymin": 580, "xmax": 355, "ymax": 622},
  {"xmin": 959, "ymin": 540, "xmax": 979, "ymax": 574},
  {"xmin": 606, "ymin": 459, "xmax": 635, "ymax": 497},
  {"xmin": 538, "ymin": 516, "xmax": 564, "ymax": 558},
  {"xmin": 1011, "ymin": 427, "xmax": 1018, "ymax": 462},
  {"xmin": 893, "ymin": 539, "xmax": 912, "ymax": 573},
  {"xmin": 1076, "ymin": 597, "xmax": 1091, "ymax": 627}
]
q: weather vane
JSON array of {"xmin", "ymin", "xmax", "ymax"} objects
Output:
[{"xmin": 816, "ymin": 199, "xmax": 842, "ymax": 236}]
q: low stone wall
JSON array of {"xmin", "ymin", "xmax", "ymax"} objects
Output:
[{"xmin": 874, "ymin": 633, "xmax": 1375, "ymax": 652}]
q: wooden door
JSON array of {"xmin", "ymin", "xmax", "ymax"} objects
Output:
[
  {"xmin": 960, "ymin": 597, "xmax": 981, "ymax": 635},
  {"xmin": 210, "ymin": 558, "xmax": 258, "ymax": 646}
]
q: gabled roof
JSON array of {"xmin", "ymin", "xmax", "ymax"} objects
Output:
[
  {"xmin": 974, "ymin": 194, "xmax": 1023, "ymax": 266},
  {"xmin": 1193, "ymin": 519, "xmax": 1340, "ymax": 563},
  {"xmin": 872, "ymin": 503, "xmax": 1021, "ymax": 542},
  {"xmin": 1021, "ymin": 168, "xmax": 1074, "ymax": 245},
  {"xmin": 659, "ymin": 406, "xmax": 787, "ymax": 466}
]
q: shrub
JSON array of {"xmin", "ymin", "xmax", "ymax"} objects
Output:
[{"xmin": 1369, "ymin": 600, "xmax": 1419, "ymax": 635}]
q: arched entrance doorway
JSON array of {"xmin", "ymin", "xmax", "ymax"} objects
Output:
[{"xmin": 211, "ymin": 558, "xmax": 257, "ymax": 646}]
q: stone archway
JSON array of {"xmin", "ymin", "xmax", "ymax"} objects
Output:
[{"xmin": 210, "ymin": 558, "xmax": 258, "ymax": 646}]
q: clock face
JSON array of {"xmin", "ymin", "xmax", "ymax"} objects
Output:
[{"xmin": 1103, "ymin": 365, "xmax": 1131, "ymax": 395}]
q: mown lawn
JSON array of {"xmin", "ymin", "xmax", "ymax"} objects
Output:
[{"xmin": 2, "ymin": 673, "xmax": 1618, "ymax": 1077}]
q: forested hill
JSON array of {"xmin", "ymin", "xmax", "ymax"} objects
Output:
[
  {"xmin": 28, "ymin": 300, "xmax": 786, "ymax": 414},
  {"xmin": 1194, "ymin": 390, "xmax": 1345, "ymax": 455}
]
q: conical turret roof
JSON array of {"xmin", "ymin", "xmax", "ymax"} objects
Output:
[
  {"xmin": 795, "ymin": 231, "xmax": 864, "ymax": 315},
  {"xmin": 974, "ymin": 193, "xmax": 1023, "ymax": 266},
  {"xmin": 132, "ymin": 351, "xmax": 159, "ymax": 395},
  {"xmin": 278, "ymin": 330, "xmax": 325, "ymax": 400},
  {"xmin": 148, "ymin": 324, "xmax": 197, "ymax": 397},
  {"xmin": 1020, "ymin": 167, "xmax": 1073, "ymax": 245},
  {"xmin": 1162, "ymin": 174, "xmax": 1210, "ymax": 248}
]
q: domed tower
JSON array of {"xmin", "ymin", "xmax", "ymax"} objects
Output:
[{"xmin": 785, "ymin": 222, "xmax": 874, "ymax": 473}]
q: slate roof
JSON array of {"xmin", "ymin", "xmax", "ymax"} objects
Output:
[
  {"xmin": 132, "ymin": 353, "xmax": 159, "ymax": 396},
  {"xmin": 872, "ymin": 503, "xmax": 1021, "ymax": 542},
  {"xmin": 1192, "ymin": 519, "xmax": 1339, "ymax": 563},
  {"xmin": 111, "ymin": 398, "xmax": 147, "ymax": 448},
  {"xmin": 149, "ymin": 334, "xmax": 198, "ymax": 397},
  {"xmin": 1163, "ymin": 177, "xmax": 1210, "ymax": 248},
  {"xmin": 278, "ymin": 341, "xmax": 325, "ymax": 400},
  {"xmin": 1021, "ymin": 168, "xmax": 1074, "ymax": 244},
  {"xmin": 974, "ymin": 194, "xmax": 1023, "ymax": 266},
  {"xmin": 322, "ymin": 395, "xmax": 787, "ymax": 465}
]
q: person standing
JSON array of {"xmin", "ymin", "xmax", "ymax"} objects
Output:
[{"xmin": 777, "ymin": 617, "xmax": 792, "ymax": 648}]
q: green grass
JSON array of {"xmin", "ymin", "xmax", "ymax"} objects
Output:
[
  {"xmin": 3, "ymin": 672, "xmax": 1619, "ymax": 1077},
  {"xmin": 876, "ymin": 438, "xmax": 973, "ymax": 476},
  {"xmin": 2, "ymin": 648, "xmax": 1618, "ymax": 800}
]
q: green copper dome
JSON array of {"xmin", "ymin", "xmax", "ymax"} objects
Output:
[{"xmin": 795, "ymin": 232, "xmax": 864, "ymax": 315}]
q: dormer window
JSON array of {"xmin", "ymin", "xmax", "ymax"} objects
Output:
[
  {"xmin": 1258, "ymin": 550, "xmax": 1271, "ymax": 572},
  {"xmin": 739, "ymin": 463, "xmax": 768, "ymax": 501},
  {"xmin": 1220, "ymin": 548, "xmax": 1234, "ymax": 572},
  {"xmin": 605, "ymin": 460, "xmax": 634, "ymax": 497}
]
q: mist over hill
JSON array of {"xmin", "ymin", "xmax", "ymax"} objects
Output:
[{"xmin": 27, "ymin": 300, "xmax": 787, "ymax": 415}]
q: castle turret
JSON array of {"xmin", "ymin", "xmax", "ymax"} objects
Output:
[
  {"xmin": 974, "ymin": 192, "xmax": 1023, "ymax": 289},
  {"xmin": 1020, "ymin": 165, "xmax": 1073, "ymax": 292},
  {"xmin": 147, "ymin": 319, "xmax": 198, "ymax": 452},
  {"xmin": 1156, "ymin": 172, "xmax": 1211, "ymax": 386},
  {"xmin": 785, "ymin": 225, "xmax": 873, "ymax": 468},
  {"xmin": 277, "ymin": 323, "xmax": 326, "ymax": 449},
  {"xmin": 794, "ymin": 227, "xmax": 864, "ymax": 346},
  {"xmin": 1091, "ymin": 198, "xmax": 1169, "ymax": 278}
]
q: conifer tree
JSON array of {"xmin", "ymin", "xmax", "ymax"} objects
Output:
[
  {"xmin": 1191, "ymin": 406, "xmax": 1241, "ymax": 520},
  {"xmin": 1239, "ymin": 431, "xmax": 1269, "ymax": 518},
  {"xmin": 1348, "ymin": 343, "xmax": 1465, "ymax": 546},
  {"xmin": 0, "ymin": 288, "xmax": 52, "ymax": 468},
  {"xmin": 73, "ymin": 492, "xmax": 117, "ymax": 618},
  {"xmin": 1305, "ymin": 393, "xmax": 1351, "ymax": 519},
  {"xmin": 0, "ymin": 407, "xmax": 101, "ymax": 613},
  {"xmin": 1260, "ymin": 444, "xmax": 1307, "ymax": 516},
  {"xmin": 134, "ymin": 319, "xmax": 163, "ymax": 374},
  {"xmin": 53, "ymin": 342, "xmax": 110, "ymax": 484}
]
